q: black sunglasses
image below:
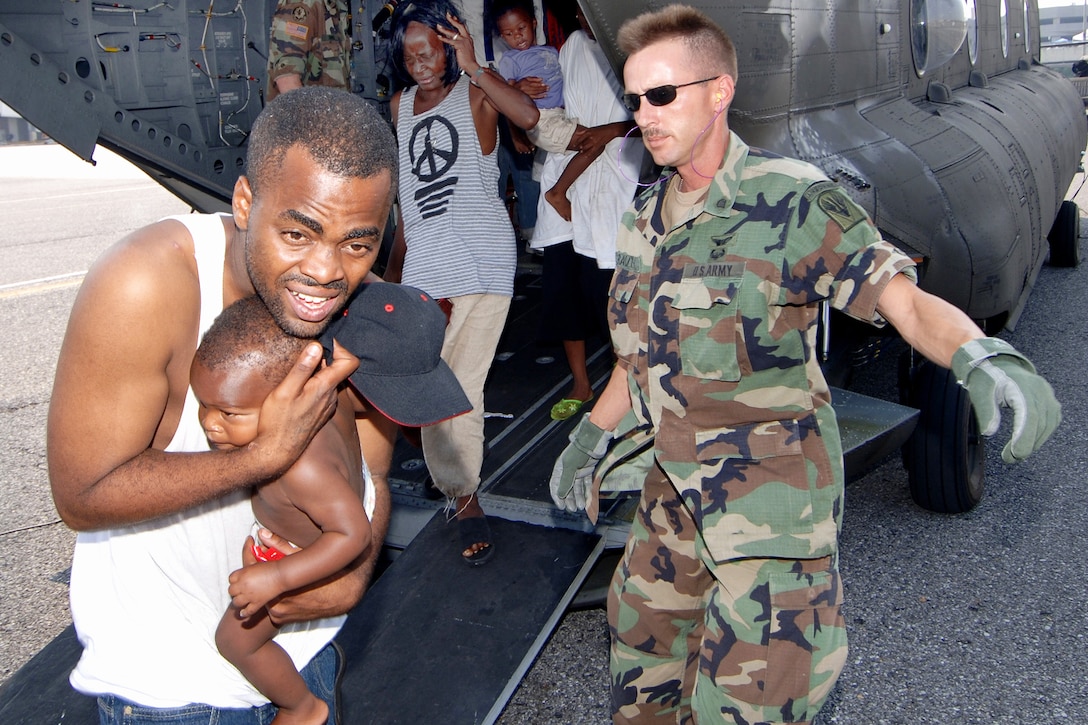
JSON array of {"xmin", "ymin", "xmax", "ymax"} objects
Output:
[{"xmin": 622, "ymin": 76, "xmax": 719, "ymax": 112}]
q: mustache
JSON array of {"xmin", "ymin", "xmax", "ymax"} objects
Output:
[
  {"xmin": 641, "ymin": 125, "xmax": 666, "ymax": 139},
  {"xmin": 284, "ymin": 275, "xmax": 348, "ymax": 293}
]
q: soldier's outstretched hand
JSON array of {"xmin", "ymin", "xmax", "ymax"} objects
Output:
[
  {"xmin": 550, "ymin": 414, "xmax": 612, "ymax": 512},
  {"xmin": 952, "ymin": 337, "xmax": 1061, "ymax": 463}
]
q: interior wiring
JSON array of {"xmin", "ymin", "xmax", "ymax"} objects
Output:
[
  {"xmin": 191, "ymin": 0, "xmax": 255, "ymax": 146},
  {"xmin": 90, "ymin": 1, "xmax": 175, "ymax": 25}
]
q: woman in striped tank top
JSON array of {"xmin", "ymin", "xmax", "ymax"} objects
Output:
[{"xmin": 384, "ymin": 0, "xmax": 539, "ymax": 566}]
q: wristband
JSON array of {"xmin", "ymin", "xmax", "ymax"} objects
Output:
[{"xmin": 251, "ymin": 541, "xmax": 286, "ymax": 562}]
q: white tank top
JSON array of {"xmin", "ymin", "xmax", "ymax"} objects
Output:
[{"xmin": 68, "ymin": 213, "xmax": 342, "ymax": 708}]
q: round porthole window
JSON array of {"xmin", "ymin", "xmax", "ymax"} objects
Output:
[{"xmin": 911, "ymin": 0, "xmax": 969, "ymax": 76}]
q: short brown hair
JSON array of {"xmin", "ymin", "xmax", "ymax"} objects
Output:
[{"xmin": 617, "ymin": 4, "xmax": 738, "ymax": 82}]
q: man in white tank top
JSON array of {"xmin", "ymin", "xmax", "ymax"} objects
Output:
[{"xmin": 49, "ymin": 88, "xmax": 411, "ymax": 722}]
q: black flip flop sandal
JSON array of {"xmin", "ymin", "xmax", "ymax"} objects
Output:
[{"xmin": 458, "ymin": 515, "xmax": 494, "ymax": 567}]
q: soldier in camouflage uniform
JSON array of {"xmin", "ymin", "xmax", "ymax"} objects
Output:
[
  {"xmin": 267, "ymin": 0, "xmax": 350, "ymax": 101},
  {"xmin": 548, "ymin": 5, "xmax": 1062, "ymax": 724}
]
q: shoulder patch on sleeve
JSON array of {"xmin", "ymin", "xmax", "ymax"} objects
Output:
[
  {"xmin": 801, "ymin": 179, "xmax": 838, "ymax": 204},
  {"xmin": 816, "ymin": 187, "xmax": 867, "ymax": 232},
  {"xmin": 285, "ymin": 20, "xmax": 309, "ymax": 41}
]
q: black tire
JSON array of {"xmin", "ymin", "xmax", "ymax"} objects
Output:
[
  {"xmin": 1048, "ymin": 199, "xmax": 1080, "ymax": 268},
  {"xmin": 903, "ymin": 360, "xmax": 985, "ymax": 513}
]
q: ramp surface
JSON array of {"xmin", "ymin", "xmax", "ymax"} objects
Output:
[
  {"xmin": 0, "ymin": 624, "xmax": 94, "ymax": 722},
  {"xmin": 336, "ymin": 514, "xmax": 603, "ymax": 725}
]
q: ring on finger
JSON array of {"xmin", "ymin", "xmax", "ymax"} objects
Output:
[{"xmin": 453, "ymin": 33, "xmax": 460, "ymax": 40}]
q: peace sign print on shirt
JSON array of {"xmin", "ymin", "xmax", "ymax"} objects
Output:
[{"xmin": 408, "ymin": 114, "xmax": 459, "ymax": 220}]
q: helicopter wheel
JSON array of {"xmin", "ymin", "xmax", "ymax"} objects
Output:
[
  {"xmin": 902, "ymin": 359, "xmax": 985, "ymax": 514},
  {"xmin": 1047, "ymin": 199, "xmax": 1080, "ymax": 268}
]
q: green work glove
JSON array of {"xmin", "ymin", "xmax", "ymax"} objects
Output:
[
  {"xmin": 952, "ymin": 337, "xmax": 1061, "ymax": 463},
  {"xmin": 549, "ymin": 413, "xmax": 612, "ymax": 512}
]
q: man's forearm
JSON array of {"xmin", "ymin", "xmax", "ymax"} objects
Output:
[
  {"xmin": 53, "ymin": 445, "xmax": 278, "ymax": 531},
  {"xmin": 588, "ymin": 363, "xmax": 633, "ymax": 432}
]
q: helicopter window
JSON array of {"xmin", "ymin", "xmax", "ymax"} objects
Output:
[
  {"xmin": 966, "ymin": 0, "xmax": 979, "ymax": 64},
  {"xmin": 1001, "ymin": 0, "xmax": 1009, "ymax": 57},
  {"xmin": 910, "ymin": 0, "xmax": 969, "ymax": 76}
]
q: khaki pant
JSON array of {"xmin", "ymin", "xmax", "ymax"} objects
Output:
[
  {"xmin": 421, "ymin": 293, "xmax": 511, "ymax": 498},
  {"xmin": 528, "ymin": 107, "xmax": 578, "ymax": 154},
  {"xmin": 609, "ymin": 462, "xmax": 848, "ymax": 724}
]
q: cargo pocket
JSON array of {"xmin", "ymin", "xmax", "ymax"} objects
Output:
[
  {"xmin": 692, "ymin": 418, "xmax": 813, "ymax": 562},
  {"xmin": 761, "ymin": 565, "xmax": 847, "ymax": 721},
  {"xmin": 609, "ymin": 271, "xmax": 643, "ymax": 359},
  {"xmin": 610, "ymin": 272, "xmax": 637, "ymax": 304},
  {"xmin": 673, "ymin": 277, "xmax": 742, "ymax": 382}
]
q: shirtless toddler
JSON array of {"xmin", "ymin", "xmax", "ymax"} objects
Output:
[{"xmin": 191, "ymin": 295, "xmax": 371, "ymax": 725}]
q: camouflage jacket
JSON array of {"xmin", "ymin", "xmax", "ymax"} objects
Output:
[
  {"xmin": 267, "ymin": 0, "xmax": 350, "ymax": 101},
  {"xmin": 609, "ymin": 131, "xmax": 916, "ymax": 563}
]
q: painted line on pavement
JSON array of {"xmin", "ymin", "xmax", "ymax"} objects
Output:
[{"xmin": 0, "ymin": 271, "xmax": 86, "ymax": 299}]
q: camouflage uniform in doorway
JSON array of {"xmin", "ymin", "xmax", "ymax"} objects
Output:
[
  {"xmin": 267, "ymin": 0, "xmax": 350, "ymax": 101},
  {"xmin": 606, "ymin": 131, "xmax": 916, "ymax": 724}
]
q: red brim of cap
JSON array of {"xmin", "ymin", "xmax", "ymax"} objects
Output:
[{"xmin": 347, "ymin": 362, "xmax": 472, "ymax": 428}]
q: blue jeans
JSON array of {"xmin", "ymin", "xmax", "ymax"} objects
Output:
[
  {"xmin": 497, "ymin": 140, "xmax": 539, "ymax": 235},
  {"xmin": 96, "ymin": 642, "xmax": 341, "ymax": 724}
]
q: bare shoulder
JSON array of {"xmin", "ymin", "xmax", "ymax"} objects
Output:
[
  {"xmin": 82, "ymin": 217, "xmax": 201, "ymax": 312},
  {"xmin": 48, "ymin": 216, "xmax": 208, "ymax": 506},
  {"xmin": 90, "ymin": 216, "xmax": 198, "ymax": 278},
  {"xmin": 67, "ymin": 217, "xmax": 202, "ymax": 367},
  {"xmin": 340, "ymin": 385, "xmax": 368, "ymax": 415}
]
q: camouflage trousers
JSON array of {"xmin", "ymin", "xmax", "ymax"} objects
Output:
[{"xmin": 608, "ymin": 462, "xmax": 848, "ymax": 724}]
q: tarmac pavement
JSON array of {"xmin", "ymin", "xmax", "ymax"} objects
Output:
[{"xmin": 1, "ymin": 143, "xmax": 1086, "ymax": 723}]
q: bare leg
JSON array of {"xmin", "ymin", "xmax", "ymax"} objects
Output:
[
  {"xmin": 544, "ymin": 184, "xmax": 573, "ymax": 221},
  {"xmin": 561, "ymin": 339, "xmax": 594, "ymax": 402},
  {"xmin": 216, "ymin": 608, "xmax": 328, "ymax": 725},
  {"xmin": 545, "ymin": 145, "xmax": 603, "ymax": 221}
]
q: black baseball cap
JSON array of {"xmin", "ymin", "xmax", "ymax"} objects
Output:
[{"xmin": 319, "ymin": 282, "xmax": 470, "ymax": 427}]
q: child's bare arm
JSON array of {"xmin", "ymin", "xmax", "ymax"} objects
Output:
[
  {"xmin": 228, "ymin": 455, "xmax": 371, "ymax": 618},
  {"xmin": 568, "ymin": 120, "xmax": 637, "ymax": 156}
]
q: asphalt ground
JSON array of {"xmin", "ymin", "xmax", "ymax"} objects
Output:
[{"xmin": 1, "ymin": 143, "xmax": 1086, "ymax": 723}]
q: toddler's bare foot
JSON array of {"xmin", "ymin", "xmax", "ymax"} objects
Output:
[{"xmin": 545, "ymin": 186, "xmax": 572, "ymax": 221}]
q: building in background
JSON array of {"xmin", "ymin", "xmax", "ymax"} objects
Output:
[
  {"xmin": 0, "ymin": 102, "xmax": 44, "ymax": 144},
  {"xmin": 1041, "ymin": 3, "xmax": 1088, "ymax": 42}
]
